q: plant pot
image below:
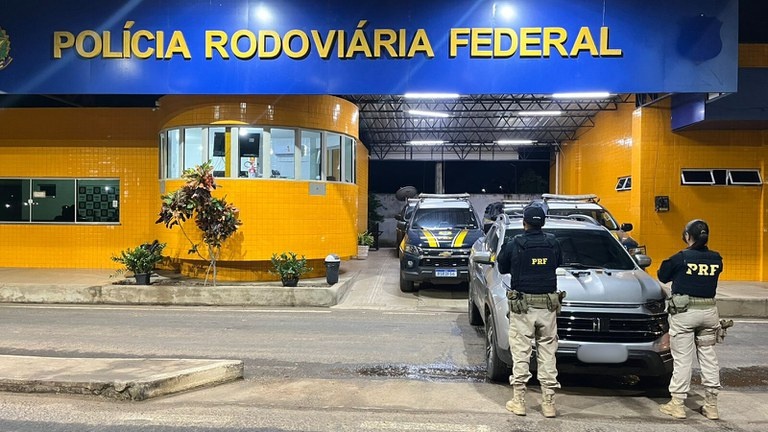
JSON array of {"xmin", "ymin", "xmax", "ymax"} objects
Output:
[
  {"xmin": 134, "ymin": 273, "xmax": 151, "ymax": 285},
  {"xmin": 357, "ymin": 245, "xmax": 370, "ymax": 259},
  {"xmin": 281, "ymin": 276, "xmax": 299, "ymax": 287}
]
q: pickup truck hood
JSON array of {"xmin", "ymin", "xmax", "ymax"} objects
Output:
[
  {"xmin": 407, "ymin": 227, "xmax": 482, "ymax": 249},
  {"xmin": 557, "ymin": 269, "xmax": 664, "ymax": 304},
  {"xmin": 502, "ymin": 269, "xmax": 663, "ymax": 304}
]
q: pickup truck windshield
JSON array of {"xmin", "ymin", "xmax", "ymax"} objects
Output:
[
  {"xmin": 503, "ymin": 228, "xmax": 635, "ymax": 270},
  {"xmin": 412, "ymin": 208, "xmax": 478, "ymax": 230}
]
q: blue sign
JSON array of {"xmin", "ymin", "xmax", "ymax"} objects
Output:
[{"xmin": 0, "ymin": 0, "xmax": 738, "ymax": 94}]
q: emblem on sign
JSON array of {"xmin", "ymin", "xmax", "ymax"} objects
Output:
[{"xmin": 0, "ymin": 27, "xmax": 12, "ymax": 70}]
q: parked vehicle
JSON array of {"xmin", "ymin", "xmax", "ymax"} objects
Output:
[
  {"xmin": 482, "ymin": 200, "xmax": 528, "ymax": 232},
  {"xmin": 538, "ymin": 194, "xmax": 644, "ymax": 254},
  {"xmin": 395, "ymin": 198, "xmax": 419, "ymax": 254},
  {"xmin": 468, "ymin": 212, "xmax": 671, "ymax": 383},
  {"xmin": 399, "ymin": 193, "xmax": 484, "ymax": 292}
]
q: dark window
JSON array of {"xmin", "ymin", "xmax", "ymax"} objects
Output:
[
  {"xmin": 411, "ymin": 208, "xmax": 478, "ymax": 229},
  {"xmin": 681, "ymin": 169, "xmax": 715, "ymax": 185},
  {"xmin": 504, "ymin": 228, "xmax": 635, "ymax": 270},
  {"xmin": 728, "ymin": 169, "xmax": 762, "ymax": 185}
]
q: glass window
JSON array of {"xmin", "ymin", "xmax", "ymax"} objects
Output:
[
  {"xmin": 270, "ymin": 128, "xmax": 295, "ymax": 179},
  {"xmin": 183, "ymin": 128, "xmax": 204, "ymax": 171},
  {"xmin": 208, "ymin": 127, "xmax": 227, "ymax": 178},
  {"xmin": 504, "ymin": 228, "xmax": 636, "ymax": 270},
  {"xmin": 0, "ymin": 179, "xmax": 30, "ymax": 222},
  {"xmin": 167, "ymin": 129, "xmax": 181, "ymax": 179},
  {"xmin": 411, "ymin": 208, "xmax": 478, "ymax": 229},
  {"xmin": 238, "ymin": 127, "xmax": 263, "ymax": 178},
  {"xmin": 77, "ymin": 179, "xmax": 120, "ymax": 222},
  {"xmin": 301, "ymin": 130, "xmax": 322, "ymax": 180},
  {"xmin": 343, "ymin": 136, "xmax": 354, "ymax": 183},
  {"xmin": 31, "ymin": 179, "xmax": 76, "ymax": 222},
  {"xmin": 325, "ymin": 133, "xmax": 341, "ymax": 181}
]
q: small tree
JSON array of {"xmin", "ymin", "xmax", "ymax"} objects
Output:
[{"xmin": 156, "ymin": 161, "xmax": 242, "ymax": 286}]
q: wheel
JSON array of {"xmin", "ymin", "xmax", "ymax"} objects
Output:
[
  {"xmin": 399, "ymin": 272, "xmax": 416, "ymax": 292},
  {"xmin": 468, "ymin": 296, "xmax": 483, "ymax": 326},
  {"xmin": 485, "ymin": 314, "xmax": 512, "ymax": 382}
]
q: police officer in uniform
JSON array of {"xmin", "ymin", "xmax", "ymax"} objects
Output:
[
  {"xmin": 497, "ymin": 205, "xmax": 563, "ymax": 418},
  {"xmin": 657, "ymin": 219, "xmax": 723, "ymax": 420}
]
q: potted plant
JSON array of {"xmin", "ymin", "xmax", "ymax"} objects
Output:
[
  {"xmin": 357, "ymin": 231, "xmax": 374, "ymax": 259},
  {"xmin": 270, "ymin": 252, "xmax": 312, "ymax": 287},
  {"xmin": 111, "ymin": 240, "xmax": 166, "ymax": 285}
]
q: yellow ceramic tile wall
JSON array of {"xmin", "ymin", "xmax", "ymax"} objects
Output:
[
  {"xmin": 560, "ymin": 96, "xmax": 768, "ymax": 281},
  {"xmin": 0, "ymin": 108, "xmax": 161, "ymax": 269},
  {"xmin": 634, "ymin": 101, "xmax": 767, "ymax": 281},
  {"xmin": 558, "ymin": 102, "xmax": 636, "ymax": 229},
  {"xmin": 357, "ymin": 141, "xmax": 370, "ymax": 233}
]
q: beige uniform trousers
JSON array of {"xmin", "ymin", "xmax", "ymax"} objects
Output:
[
  {"xmin": 508, "ymin": 305, "xmax": 560, "ymax": 395},
  {"xmin": 668, "ymin": 305, "xmax": 721, "ymax": 399}
]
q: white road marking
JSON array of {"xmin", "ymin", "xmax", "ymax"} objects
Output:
[{"xmin": 361, "ymin": 421, "xmax": 491, "ymax": 431}]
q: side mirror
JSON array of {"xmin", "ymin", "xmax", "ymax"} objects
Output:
[
  {"xmin": 396, "ymin": 220, "xmax": 406, "ymax": 230},
  {"xmin": 395, "ymin": 214, "xmax": 404, "ymax": 222},
  {"xmin": 471, "ymin": 250, "xmax": 493, "ymax": 265},
  {"xmin": 621, "ymin": 223, "xmax": 633, "ymax": 232},
  {"xmin": 633, "ymin": 254, "xmax": 652, "ymax": 269}
]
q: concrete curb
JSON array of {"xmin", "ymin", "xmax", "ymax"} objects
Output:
[
  {"xmin": 0, "ymin": 275, "xmax": 354, "ymax": 307},
  {"xmin": 0, "ymin": 356, "xmax": 244, "ymax": 401},
  {"xmin": 716, "ymin": 297, "xmax": 768, "ymax": 318}
]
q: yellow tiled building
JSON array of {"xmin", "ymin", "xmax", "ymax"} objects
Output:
[{"xmin": 0, "ymin": 95, "xmax": 368, "ymax": 280}]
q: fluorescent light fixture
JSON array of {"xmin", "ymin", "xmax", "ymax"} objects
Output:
[
  {"xmin": 495, "ymin": 139, "xmax": 537, "ymax": 145},
  {"xmin": 408, "ymin": 140, "xmax": 445, "ymax": 145},
  {"xmin": 408, "ymin": 109, "xmax": 450, "ymax": 118},
  {"xmin": 551, "ymin": 92, "xmax": 611, "ymax": 99},
  {"xmin": 403, "ymin": 92, "xmax": 460, "ymax": 99},
  {"xmin": 516, "ymin": 110, "xmax": 562, "ymax": 116}
]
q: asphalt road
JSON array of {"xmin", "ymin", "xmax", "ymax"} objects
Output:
[{"xmin": 0, "ymin": 304, "xmax": 767, "ymax": 431}]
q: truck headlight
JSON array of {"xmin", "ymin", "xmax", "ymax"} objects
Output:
[{"xmin": 404, "ymin": 244, "xmax": 422, "ymax": 256}]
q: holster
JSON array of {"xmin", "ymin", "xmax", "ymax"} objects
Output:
[
  {"xmin": 506, "ymin": 290, "xmax": 528, "ymax": 314},
  {"xmin": 716, "ymin": 319, "xmax": 734, "ymax": 343},
  {"xmin": 667, "ymin": 294, "xmax": 690, "ymax": 315},
  {"xmin": 546, "ymin": 291, "xmax": 566, "ymax": 315}
]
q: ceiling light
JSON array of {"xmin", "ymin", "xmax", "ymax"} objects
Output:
[
  {"xmin": 403, "ymin": 93, "xmax": 460, "ymax": 99},
  {"xmin": 516, "ymin": 110, "xmax": 562, "ymax": 116},
  {"xmin": 495, "ymin": 139, "xmax": 537, "ymax": 145},
  {"xmin": 551, "ymin": 92, "xmax": 611, "ymax": 99},
  {"xmin": 408, "ymin": 109, "xmax": 450, "ymax": 118},
  {"xmin": 408, "ymin": 140, "xmax": 445, "ymax": 145}
]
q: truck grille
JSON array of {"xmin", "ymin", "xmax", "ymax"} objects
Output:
[
  {"xmin": 557, "ymin": 312, "xmax": 668, "ymax": 343},
  {"xmin": 420, "ymin": 248, "xmax": 469, "ymax": 267}
]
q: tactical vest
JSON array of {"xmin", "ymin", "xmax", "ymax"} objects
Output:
[
  {"xmin": 512, "ymin": 233, "xmax": 558, "ymax": 294},
  {"xmin": 674, "ymin": 249, "xmax": 722, "ymax": 298}
]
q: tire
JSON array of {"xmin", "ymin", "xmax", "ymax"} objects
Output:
[
  {"xmin": 485, "ymin": 314, "xmax": 512, "ymax": 382},
  {"xmin": 468, "ymin": 296, "xmax": 483, "ymax": 326},
  {"xmin": 399, "ymin": 272, "xmax": 416, "ymax": 292}
]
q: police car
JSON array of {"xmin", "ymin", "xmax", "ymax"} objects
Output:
[
  {"xmin": 538, "ymin": 194, "xmax": 643, "ymax": 254},
  {"xmin": 399, "ymin": 193, "xmax": 484, "ymax": 292},
  {"xmin": 468, "ymin": 212, "xmax": 671, "ymax": 383}
]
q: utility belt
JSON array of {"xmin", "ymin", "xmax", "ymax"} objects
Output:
[
  {"xmin": 667, "ymin": 293, "xmax": 716, "ymax": 315},
  {"xmin": 507, "ymin": 289, "xmax": 566, "ymax": 315}
]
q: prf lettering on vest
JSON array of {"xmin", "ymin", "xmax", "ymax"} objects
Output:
[
  {"xmin": 686, "ymin": 263, "xmax": 720, "ymax": 276},
  {"xmin": 532, "ymin": 258, "xmax": 548, "ymax": 265}
]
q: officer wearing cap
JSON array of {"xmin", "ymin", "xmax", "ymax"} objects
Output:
[
  {"xmin": 497, "ymin": 205, "xmax": 563, "ymax": 418},
  {"xmin": 657, "ymin": 219, "xmax": 723, "ymax": 420}
]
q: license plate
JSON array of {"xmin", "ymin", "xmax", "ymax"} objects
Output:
[
  {"xmin": 435, "ymin": 269, "xmax": 458, "ymax": 277},
  {"xmin": 576, "ymin": 344, "xmax": 628, "ymax": 364}
]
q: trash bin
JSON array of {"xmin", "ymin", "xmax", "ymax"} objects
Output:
[{"xmin": 324, "ymin": 254, "xmax": 341, "ymax": 285}]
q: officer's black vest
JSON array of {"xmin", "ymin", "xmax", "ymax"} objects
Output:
[
  {"xmin": 512, "ymin": 232, "xmax": 558, "ymax": 294},
  {"xmin": 673, "ymin": 249, "xmax": 722, "ymax": 298}
]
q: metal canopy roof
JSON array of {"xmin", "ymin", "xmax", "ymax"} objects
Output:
[{"xmin": 340, "ymin": 94, "xmax": 632, "ymax": 160}]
